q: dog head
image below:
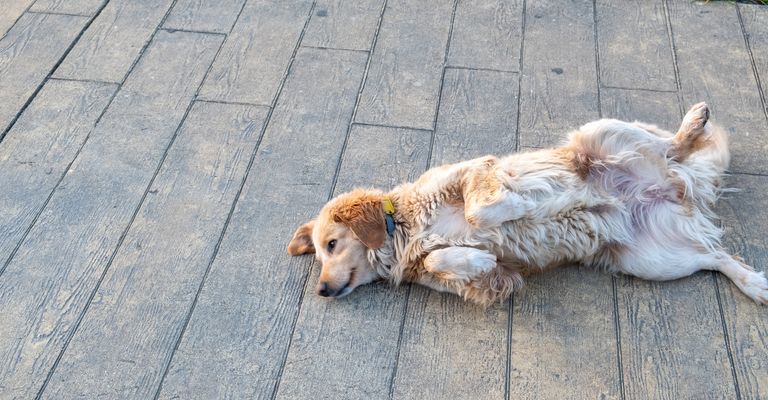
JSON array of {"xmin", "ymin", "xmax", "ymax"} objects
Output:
[{"xmin": 287, "ymin": 188, "xmax": 388, "ymax": 298}]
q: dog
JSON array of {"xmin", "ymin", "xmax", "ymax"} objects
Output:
[{"xmin": 287, "ymin": 103, "xmax": 767, "ymax": 306}]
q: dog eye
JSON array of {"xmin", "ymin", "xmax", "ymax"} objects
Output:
[{"xmin": 327, "ymin": 239, "xmax": 337, "ymax": 253}]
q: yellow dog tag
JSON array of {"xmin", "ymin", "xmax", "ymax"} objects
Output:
[{"xmin": 382, "ymin": 197, "xmax": 395, "ymax": 214}]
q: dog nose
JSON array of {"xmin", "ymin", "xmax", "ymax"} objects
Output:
[{"xmin": 318, "ymin": 282, "xmax": 331, "ymax": 297}]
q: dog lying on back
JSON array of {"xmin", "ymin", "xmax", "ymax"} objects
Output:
[{"xmin": 288, "ymin": 103, "xmax": 767, "ymax": 306}]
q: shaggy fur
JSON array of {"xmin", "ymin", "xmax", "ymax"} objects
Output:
[{"xmin": 288, "ymin": 103, "xmax": 768, "ymax": 306}]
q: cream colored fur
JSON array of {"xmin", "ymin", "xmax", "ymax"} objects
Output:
[{"xmin": 288, "ymin": 103, "xmax": 767, "ymax": 306}]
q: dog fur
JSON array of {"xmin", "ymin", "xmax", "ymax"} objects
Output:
[{"xmin": 288, "ymin": 103, "xmax": 768, "ymax": 306}]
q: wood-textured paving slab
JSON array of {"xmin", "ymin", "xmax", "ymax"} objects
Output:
[
  {"xmin": 29, "ymin": 0, "xmax": 104, "ymax": 16},
  {"xmin": 0, "ymin": 79, "xmax": 116, "ymax": 269},
  {"xmin": 0, "ymin": 0, "xmax": 34, "ymax": 38},
  {"xmin": 510, "ymin": 267, "xmax": 620, "ymax": 399},
  {"xmin": 432, "ymin": 68, "xmax": 517, "ymax": 164},
  {"xmin": 740, "ymin": 4, "xmax": 768, "ymax": 117},
  {"xmin": 355, "ymin": 0, "xmax": 454, "ymax": 130},
  {"xmin": 668, "ymin": 0, "xmax": 768, "ymax": 175},
  {"xmin": 0, "ymin": 30, "xmax": 221, "ymax": 400},
  {"xmin": 157, "ymin": 47, "xmax": 367, "ymax": 400},
  {"xmin": 41, "ymin": 102, "xmax": 269, "ymax": 400},
  {"xmin": 198, "ymin": 0, "xmax": 313, "ymax": 105},
  {"xmin": 717, "ymin": 174, "xmax": 768, "ymax": 400},
  {"xmin": 53, "ymin": 0, "xmax": 175, "ymax": 83},
  {"xmin": 392, "ymin": 68, "xmax": 517, "ymax": 400},
  {"xmin": 163, "ymin": 0, "xmax": 247, "ymax": 34},
  {"xmin": 600, "ymin": 87, "xmax": 681, "ymax": 127},
  {"xmin": 518, "ymin": 0, "xmax": 599, "ymax": 148},
  {"xmin": 0, "ymin": 12, "xmax": 88, "ymax": 135},
  {"xmin": 303, "ymin": 0, "xmax": 384, "ymax": 51},
  {"xmin": 512, "ymin": 2, "xmax": 618, "ymax": 397},
  {"xmin": 602, "ymin": 88, "xmax": 737, "ymax": 400},
  {"xmin": 275, "ymin": 125, "xmax": 430, "ymax": 400},
  {"xmin": 596, "ymin": 0, "xmax": 676, "ymax": 91},
  {"xmin": 447, "ymin": 0, "xmax": 522, "ymax": 72}
]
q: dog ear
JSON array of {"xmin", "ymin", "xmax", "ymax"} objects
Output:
[
  {"xmin": 332, "ymin": 199, "xmax": 386, "ymax": 250},
  {"xmin": 288, "ymin": 220, "xmax": 315, "ymax": 255}
]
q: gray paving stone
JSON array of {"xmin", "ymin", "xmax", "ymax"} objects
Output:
[
  {"xmin": 53, "ymin": 0, "xmax": 176, "ymax": 83},
  {"xmin": 275, "ymin": 124, "xmax": 430, "ymax": 400},
  {"xmin": 0, "ymin": 79, "xmax": 116, "ymax": 271},
  {"xmin": 0, "ymin": 0, "xmax": 35, "ymax": 38},
  {"xmin": 163, "ymin": 0, "xmax": 247, "ymax": 34},
  {"xmin": 157, "ymin": 47, "xmax": 367, "ymax": 400},
  {"xmin": 30, "ymin": 0, "xmax": 104, "ymax": 15},
  {"xmin": 303, "ymin": 0, "xmax": 384, "ymax": 51},
  {"xmin": 0, "ymin": 13, "xmax": 88, "ymax": 135},
  {"xmin": 355, "ymin": 0, "xmax": 454, "ymax": 130},
  {"xmin": 447, "ymin": 0, "xmax": 523, "ymax": 72},
  {"xmin": 596, "ymin": 0, "xmax": 676, "ymax": 91},
  {"xmin": 0, "ymin": 30, "xmax": 222, "ymax": 400},
  {"xmin": 40, "ymin": 101, "xmax": 269, "ymax": 400},
  {"xmin": 198, "ymin": 0, "xmax": 313, "ymax": 105}
]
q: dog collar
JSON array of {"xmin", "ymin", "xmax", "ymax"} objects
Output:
[{"xmin": 382, "ymin": 197, "xmax": 396, "ymax": 237}]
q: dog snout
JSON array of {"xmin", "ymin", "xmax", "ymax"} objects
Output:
[{"xmin": 317, "ymin": 282, "xmax": 331, "ymax": 297}]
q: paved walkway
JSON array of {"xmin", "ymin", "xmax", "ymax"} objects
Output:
[{"xmin": 0, "ymin": 1, "xmax": 767, "ymax": 399}]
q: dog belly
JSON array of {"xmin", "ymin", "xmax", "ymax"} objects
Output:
[{"xmin": 428, "ymin": 204, "xmax": 474, "ymax": 239}]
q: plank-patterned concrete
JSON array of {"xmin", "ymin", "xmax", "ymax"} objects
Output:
[
  {"xmin": 596, "ymin": 0, "xmax": 676, "ymax": 91},
  {"xmin": 392, "ymin": 68, "xmax": 517, "ymax": 399},
  {"xmin": 53, "ymin": 0, "xmax": 175, "ymax": 83},
  {"xmin": 276, "ymin": 125, "xmax": 429, "ymax": 400},
  {"xmin": 163, "ymin": 0, "xmax": 247, "ymax": 34},
  {"xmin": 602, "ymin": 88, "xmax": 737, "ymax": 400},
  {"xmin": 0, "ymin": 13, "xmax": 88, "ymax": 135},
  {"xmin": 447, "ymin": 0, "xmax": 522, "ymax": 72},
  {"xmin": 40, "ymin": 101, "xmax": 269, "ymax": 400},
  {"xmin": 29, "ymin": 0, "xmax": 104, "ymax": 16},
  {"xmin": 355, "ymin": 0, "xmax": 454, "ymax": 130},
  {"xmin": 303, "ymin": 0, "xmax": 384, "ymax": 51},
  {"xmin": 157, "ymin": 48, "xmax": 367, "ymax": 400},
  {"xmin": 0, "ymin": 79, "xmax": 116, "ymax": 269},
  {"xmin": 0, "ymin": 0, "xmax": 35, "ymax": 38},
  {"xmin": 198, "ymin": 0, "xmax": 313, "ymax": 105},
  {"xmin": 1, "ymin": 1, "xmax": 767, "ymax": 399},
  {"xmin": 0, "ymin": 30, "xmax": 221, "ymax": 399}
]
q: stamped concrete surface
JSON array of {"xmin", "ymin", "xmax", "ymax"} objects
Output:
[{"xmin": 0, "ymin": 1, "xmax": 766, "ymax": 399}]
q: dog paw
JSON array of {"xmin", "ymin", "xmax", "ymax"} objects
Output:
[
  {"xmin": 468, "ymin": 250, "xmax": 497, "ymax": 274},
  {"xmin": 742, "ymin": 271, "xmax": 768, "ymax": 305},
  {"xmin": 424, "ymin": 247, "xmax": 497, "ymax": 281},
  {"xmin": 681, "ymin": 102, "xmax": 709, "ymax": 132}
]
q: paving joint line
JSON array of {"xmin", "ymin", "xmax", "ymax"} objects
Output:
[
  {"xmin": 301, "ymin": 44, "xmax": 370, "ymax": 53},
  {"xmin": 507, "ymin": 0, "xmax": 527, "ymax": 396},
  {"xmin": 160, "ymin": 27, "xmax": 227, "ymax": 36},
  {"xmin": 513, "ymin": 0, "xmax": 527, "ymax": 154},
  {"xmin": 712, "ymin": 271, "xmax": 743, "ymax": 400},
  {"xmin": 445, "ymin": 65, "xmax": 518, "ymax": 74},
  {"xmin": 664, "ymin": 2, "xmax": 741, "ymax": 397},
  {"xmin": 195, "ymin": 98, "xmax": 271, "ymax": 108},
  {"xmin": 25, "ymin": 10, "xmax": 91, "ymax": 17},
  {"xmin": 352, "ymin": 121, "xmax": 433, "ymax": 133},
  {"xmin": 662, "ymin": 0, "xmax": 686, "ymax": 118},
  {"xmin": 736, "ymin": 4, "xmax": 768, "ymax": 123},
  {"xmin": 592, "ymin": 2, "xmax": 624, "ymax": 398},
  {"xmin": 600, "ymin": 85, "xmax": 678, "ymax": 94}
]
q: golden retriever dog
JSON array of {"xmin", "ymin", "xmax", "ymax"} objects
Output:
[{"xmin": 288, "ymin": 103, "xmax": 767, "ymax": 306}]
